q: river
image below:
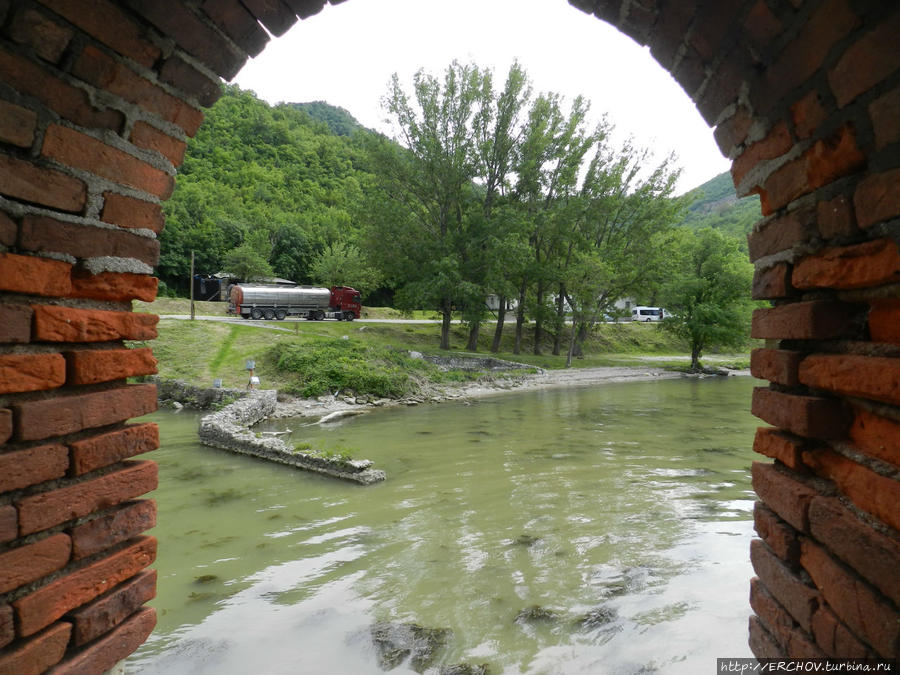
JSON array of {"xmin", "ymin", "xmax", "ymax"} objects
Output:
[{"xmin": 131, "ymin": 376, "xmax": 759, "ymax": 674}]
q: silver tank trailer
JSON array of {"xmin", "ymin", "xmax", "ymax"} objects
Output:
[{"xmin": 235, "ymin": 285, "xmax": 331, "ymax": 309}]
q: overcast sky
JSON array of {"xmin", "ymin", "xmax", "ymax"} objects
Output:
[{"xmin": 232, "ymin": 0, "xmax": 731, "ymax": 194}]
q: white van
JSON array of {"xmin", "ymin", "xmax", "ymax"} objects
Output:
[{"xmin": 631, "ymin": 306, "xmax": 664, "ymax": 322}]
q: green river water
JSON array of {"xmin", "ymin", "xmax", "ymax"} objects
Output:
[{"xmin": 131, "ymin": 376, "xmax": 760, "ymax": 675}]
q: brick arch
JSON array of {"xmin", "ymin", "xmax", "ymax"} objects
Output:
[{"xmin": 0, "ymin": 0, "xmax": 897, "ymax": 670}]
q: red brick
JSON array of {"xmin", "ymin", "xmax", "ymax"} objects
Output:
[
  {"xmin": 750, "ymin": 348, "xmax": 802, "ymax": 387},
  {"xmin": 0, "ymin": 409, "xmax": 11, "ymax": 445},
  {"xmin": 869, "ymin": 87, "xmax": 900, "ymax": 150},
  {"xmin": 16, "ymin": 461, "xmax": 157, "ymax": 535},
  {"xmin": 751, "ymin": 388, "xmax": 851, "ymax": 440},
  {"xmin": 0, "ymin": 604, "xmax": 11, "ymax": 649},
  {"xmin": 0, "ymin": 303, "xmax": 33, "ymax": 343},
  {"xmin": 0, "ymin": 99, "xmax": 37, "ymax": 147},
  {"xmin": 0, "ymin": 505, "xmax": 16, "ymax": 544},
  {"xmin": 69, "ymin": 423, "xmax": 159, "ymax": 475},
  {"xmin": 793, "ymin": 238, "xmax": 900, "ymax": 291},
  {"xmin": 0, "ymin": 254, "xmax": 72, "ymax": 297},
  {"xmin": 20, "ymin": 214, "xmax": 160, "ymax": 267},
  {"xmin": 0, "ymin": 443, "xmax": 68, "ymax": 492},
  {"xmin": 51, "ymin": 606, "xmax": 155, "ymax": 674},
  {"xmin": 9, "ymin": 6, "xmax": 73, "ymax": 63},
  {"xmin": 743, "ymin": 0, "xmax": 781, "ymax": 50},
  {"xmin": 750, "ymin": 538, "xmax": 819, "ymax": 632},
  {"xmin": 200, "ymin": 0, "xmax": 269, "ymax": 56},
  {"xmin": 759, "ymin": 125, "xmax": 866, "ymax": 215},
  {"xmin": 69, "ymin": 569, "xmax": 155, "ymax": 645},
  {"xmin": 802, "ymin": 448, "xmax": 900, "ymax": 532},
  {"xmin": 38, "ymin": 0, "xmax": 161, "ymax": 68},
  {"xmin": 0, "ymin": 533, "xmax": 71, "ymax": 594},
  {"xmin": 12, "ymin": 383, "xmax": 158, "ymax": 442},
  {"xmin": 125, "ymin": 2, "xmax": 246, "ymax": 79},
  {"xmin": 65, "ymin": 347, "xmax": 157, "ymax": 385},
  {"xmin": 811, "ymin": 605, "xmax": 872, "ymax": 659},
  {"xmin": 0, "ymin": 621, "xmax": 71, "ymax": 675},
  {"xmin": 748, "ymin": 208, "xmax": 815, "ymax": 261},
  {"xmin": 101, "ymin": 192, "xmax": 165, "ymax": 234},
  {"xmin": 41, "ymin": 124, "xmax": 174, "ymax": 200},
  {"xmin": 12, "ymin": 536, "xmax": 155, "ymax": 636},
  {"xmin": 69, "ymin": 269, "xmax": 158, "ymax": 302},
  {"xmin": 750, "ymin": 577, "xmax": 797, "ymax": 648},
  {"xmin": 828, "ymin": 8, "xmax": 900, "ymax": 108},
  {"xmin": 0, "ymin": 210, "xmax": 14, "ymax": 246},
  {"xmin": 70, "ymin": 499, "xmax": 156, "ymax": 559},
  {"xmin": 756, "ymin": 0, "xmax": 857, "ymax": 113},
  {"xmin": 752, "ymin": 461, "xmax": 820, "ymax": 532},
  {"xmin": 754, "ymin": 501, "xmax": 801, "ymax": 564},
  {"xmin": 32, "ymin": 304, "xmax": 158, "ymax": 342},
  {"xmin": 816, "ymin": 194, "xmax": 858, "ymax": 239},
  {"xmin": 749, "ymin": 614, "xmax": 784, "ymax": 658},
  {"xmin": 799, "ymin": 354, "xmax": 900, "ymax": 407},
  {"xmin": 869, "ymin": 299, "xmax": 900, "ymax": 343},
  {"xmin": 241, "ymin": 0, "xmax": 298, "ymax": 36},
  {"xmin": 753, "ymin": 427, "xmax": 807, "ymax": 471},
  {"xmin": 0, "ymin": 45, "xmax": 122, "ymax": 131},
  {"xmin": 73, "ymin": 46, "xmax": 204, "ymax": 136},
  {"xmin": 800, "ymin": 538, "xmax": 899, "ymax": 657},
  {"xmin": 0, "ymin": 154, "xmax": 86, "ymax": 213},
  {"xmin": 0, "ymin": 353, "xmax": 65, "ymax": 394},
  {"xmin": 751, "ymin": 301, "xmax": 865, "ymax": 340},
  {"xmin": 850, "ymin": 407, "xmax": 900, "ymax": 467},
  {"xmin": 129, "ymin": 121, "xmax": 187, "ymax": 167},
  {"xmin": 715, "ymin": 106, "xmax": 753, "ymax": 157},
  {"xmin": 791, "ymin": 90, "xmax": 827, "ymax": 141},
  {"xmin": 752, "ymin": 263, "xmax": 792, "ymax": 300},
  {"xmin": 158, "ymin": 55, "xmax": 222, "ymax": 108},
  {"xmin": 732, "ymin": 121, "xmax": 793, "ymax": 187},
  {"xmin": 809, "ymin": 496, "xmax": 900, "ymax": 606},
  {"xmin": 854, "ymin": 168, "xmax": 900, "ymax": 229}
]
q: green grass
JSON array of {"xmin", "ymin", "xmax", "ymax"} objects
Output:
[{"xmin": 136, "ymin": 299, "xmax": 751, "ymax": 394}]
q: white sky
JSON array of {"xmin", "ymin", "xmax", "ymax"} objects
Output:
[{"xmin": 233, "ymin": 0, "xmax": 731, "ymax": 194}]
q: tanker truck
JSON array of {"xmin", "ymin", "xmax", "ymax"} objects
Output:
[{"xmin": 227, "ymin": 284, "xmax": 361, "ymax": 321}]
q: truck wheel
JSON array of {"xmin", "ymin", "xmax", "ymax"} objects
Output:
[
  {"xmin": 275, "ymin": 310, "xmax": 286, "ymax": 320},
  {"xmin": 316, "ymin": 310, "xmax": 325, "ymax": 321},
  {"xmin": 250, "ymin": 308, "xmax": 263, "ymax": 320},
  {"xmin": 344, "ymin": 312, "xmax": 355, "ymax": 321}
]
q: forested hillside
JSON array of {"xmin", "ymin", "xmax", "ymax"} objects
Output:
[
  {"xmin": 159, "ymin": 85, "xmax": 374, "ymax": 294},
  {"xmin": 678, "ymin": 171, "xmax": 760, "ymax": 241}
]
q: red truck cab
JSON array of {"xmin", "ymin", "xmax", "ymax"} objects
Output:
[{"xmin": 330, "ymin": 286, "xmax": 362, "ymax": 319}]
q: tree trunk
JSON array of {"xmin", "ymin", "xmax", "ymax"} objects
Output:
[
  {"xmin": 440, "ymin": 299, "xmax": 452, "ymax": 350},
  {"xmin": 514, "ymin": 283, "xmax": 526, "ymax": 355},
  {"xmin": 533, "ymin": 281, "xmax": 544, "ymax": 355},
  {"xmin": 466, "ymin": 319, "xmax": 480, "ymax": 352},
  {"xmin": 552, "ymin": 284, "xmax": 566, "ymax": 356},
  {"xmin": 491, "ymin": 296, "xmax": 506, "ymax": 353},
  {"xmin": 571, "ymin": 322, "xmax": 589, "ymax": 358},
  {"xmin": 691, "ymin": 343, "xmax": 701, "ymax": 371},
  {"xmin": 565, "ymin": 320, "xmax": 579, "ymax": 367}
]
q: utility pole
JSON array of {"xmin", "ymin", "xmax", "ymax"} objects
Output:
[{"xmin": 190, "ymin": 250, "xmax": 195, "ymax": 321}]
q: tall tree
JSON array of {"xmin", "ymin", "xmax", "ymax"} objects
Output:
[{"xmin": 659, "ymin": 228, "xmax": 753, "ymax": 370}]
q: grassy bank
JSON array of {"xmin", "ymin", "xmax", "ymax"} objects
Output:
[{"xmin": 133, "ymin": 298, "xmax": 751, "ymax": 396}]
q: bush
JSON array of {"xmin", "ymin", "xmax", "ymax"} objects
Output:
[{"xmin": 272, "ymin": 339, "xmax": 436, "ymax": 398}]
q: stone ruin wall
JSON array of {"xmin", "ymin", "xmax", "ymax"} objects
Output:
[{"xmin": 0, "ymin": 0, "xmax": 896, "ymax": 671}]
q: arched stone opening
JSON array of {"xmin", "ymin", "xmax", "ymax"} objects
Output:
[{"xmin": 0, "ymin": 0, "xmax": 896, "ymax": 670}]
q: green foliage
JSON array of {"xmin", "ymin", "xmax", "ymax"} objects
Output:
[
  {"xmin": 309, "ymin": 241, "xmax": 382, "ymax": 294},
  {"xmin": 223, "ymin": 245, "xmax": 273, "ymax": 282},
  {"xmin": 160, "ymin": 85, "xmax": 375, "ymax": 293},
  {"xmin": 291, "ymin": 102, "xmax": 364, "ymax": 136},
  {"xmin": 659, "ymin": 228, "xmax": 754, "ymax": 370},
  {"xmin": 679, "ymin": 171, "xmax": 761, "ymax": 243},
  {"xmin": 273, "ymin": 339, "xmax": 430, "ymax": 398}
]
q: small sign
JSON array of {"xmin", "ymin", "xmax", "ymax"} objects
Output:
[
  {"xmin": 245, "ymin": 360, "xmax": 256, "ymax": 371},
  {"xmin": 213, "ymin": 378, "xmax": 222, "ymax": 388}
]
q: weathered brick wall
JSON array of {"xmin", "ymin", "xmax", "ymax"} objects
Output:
[{"xmin": 0, "ymin": 0, "xmax": 895, "ymax": 670}]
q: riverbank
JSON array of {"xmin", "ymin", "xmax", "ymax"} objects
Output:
[{"xmin": 270, "ymin": 364, "xmax": 749, "ymax": 420}]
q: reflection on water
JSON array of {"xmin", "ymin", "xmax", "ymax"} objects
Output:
[{"xmin": 132, "ymin": 377, "xmax": 758, "ymax": 674}]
